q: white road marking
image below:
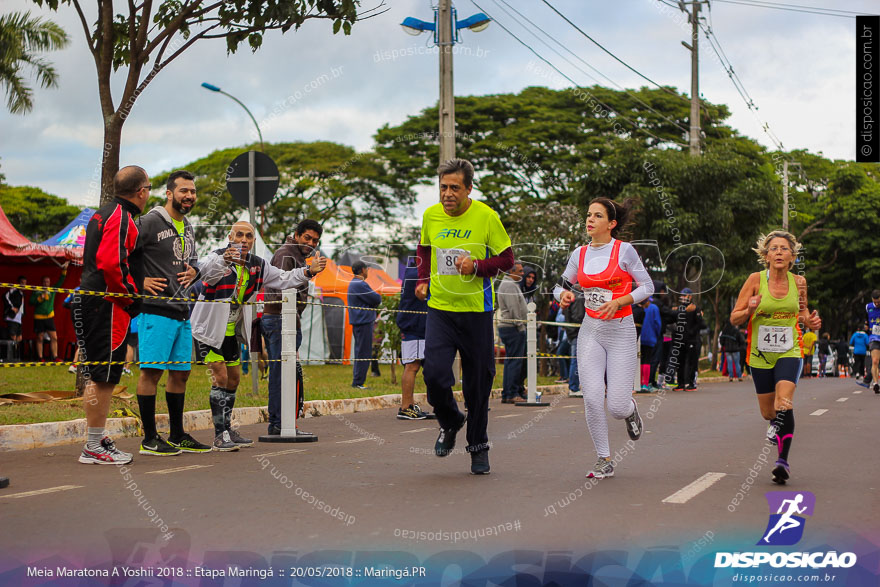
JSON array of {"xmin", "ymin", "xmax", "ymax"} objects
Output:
[
  {"xmin": 662, "ymin": 473, "xmax": 727, "ymax": 504},
  {"xmin": 0, "ymin": 485, "xmax": 83, "ymax": 499},
  {"xmin": 146, "ymin": 464, "xmax": 213, "ymax": 475},
  {"xmin": 495, "ymin": 414, "xmax": 522, "ymax": 419},
  {"xmin": 400, "ymin": 427, "xmax": 434, "ymax": 434},
  {"xmin": 810, "ymin": 409, "xmax": 828, "ymax": 416},
  {"xmin": 853, "ymin": 390, "xmax": 863, "ymax": 394},
  {"xmin": 336, "ymin": 437, "xmax": 372, "ymax": 444},
  {"xmin": 836, "ymin": 397, "xmax": 848, "ymax": 403},
  {"xmin": 253, "ymin": 448, "xmax": 307, "ymax": 458}
]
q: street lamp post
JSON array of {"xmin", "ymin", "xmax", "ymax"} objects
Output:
[
  {"xmin": 201, "ymin": 82, "xmax": 265, "ymax": 152},
  {"xmin": 401, "ymin": 4, "xmax": 490, "ymax": 164}
]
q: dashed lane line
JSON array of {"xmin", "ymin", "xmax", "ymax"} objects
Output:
[
  {"xmin": 400, "ymin": 427, "xmax": 434, "ymax": 434},
  {"xmin": 336, "ymin": 437, "xmax": 372, "ymax": 444},
  {"xmin": 836, "ymin": 397, "xmax": 849, "ymax": 402},
  {"xmin": 253, "ymin": 448, "xmax": 308, "ymax": 458},
  {"xmin": 662, "ymin": 473, "xmax": 727, "ymax": 504},
  {"xmin": 146, "ymin": 464, "xmax": 213, "ymax": 475},
  {"xmin": 810, "ymin": 409, "xmax": 828, "ymax": 416},
  {"xmin": 495, "ymin": 414, "xmax": 523, "ymax": 419},
  {"xmin": 0, "ymin": 485, "xmax": 83, "ymax": 499}
]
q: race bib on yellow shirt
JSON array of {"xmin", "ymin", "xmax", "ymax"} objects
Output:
[{"xmin": 758, "ymin": 325, "xmax": 793, "ymax": 353}]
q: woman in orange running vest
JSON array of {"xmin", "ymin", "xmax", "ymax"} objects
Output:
[
  {"xmin": 730, "ymin": 230, "xmax": 821, "ymax": 484},
  {"xmin": 555, "ymin": 198, "xmax": 654, "ymax": 480}
]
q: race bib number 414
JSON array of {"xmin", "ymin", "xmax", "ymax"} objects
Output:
[{"xmin": 758, "ymin": 325, "xmax": 793, "ymax": 353}]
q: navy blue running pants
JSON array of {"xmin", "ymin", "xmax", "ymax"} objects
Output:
[{"xmin": 423, "ymin": 308, "xmax": 495, "ymax": 453}]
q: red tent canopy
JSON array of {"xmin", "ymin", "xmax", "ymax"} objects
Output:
[
  {"xmin": 0, "ymin": 205, "xmax": 82, "ymax": 263},
  {"xmin": 1, "ymin": 204, "xmax": 83, "ymax": 361}
]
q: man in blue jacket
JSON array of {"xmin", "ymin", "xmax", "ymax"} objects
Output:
[
  {"xmin": 638, "ymin": 297, "xmax": 662, "ymax": 392},
  {"xmin": 395, "ymin": 258, "xmax": 434, "ymax": 419},
  {"xmin": 348, "ymin": 261, "xmax": 381, "ymax": 389}
]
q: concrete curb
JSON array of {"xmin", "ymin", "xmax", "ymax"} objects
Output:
[{"xmin": 1, "ymin": 386, "xmax": 574, "ymax": 452}]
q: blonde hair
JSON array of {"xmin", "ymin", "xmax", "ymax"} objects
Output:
[{"xmin": 752, "ymin": 230, "xmax": 801, "ymax": 269}]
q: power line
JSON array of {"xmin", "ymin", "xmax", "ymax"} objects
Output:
[
  {"xmin": 699, "ymin": 2, "xmax": 786, "ymax": 150},
  {"xmin": 539, "ymin": 0, "xmax": 690, "ymax": 104},
  {"xmin": 470, "ymin": 0, "xmax": 688, "ymax": 147},
  {"xmin": 489, "ymin": 0, "xmax": 692, "ymax": 135},
  {"xmin": 711, "ymin": 0, "xmax": 865, "ymax": 18}
]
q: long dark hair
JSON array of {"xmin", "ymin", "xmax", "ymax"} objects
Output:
[{"xmin": 589, "ymin": 197, "xmax": 633, "ymax": 239}]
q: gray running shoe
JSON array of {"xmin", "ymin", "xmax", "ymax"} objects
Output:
[
  {"xmin": 624, "ymin": 400, "xmax": 643, "ymax": 440},
  {"xmin": 213, "ymin": 431, "xmax": 240, "ymax": 452},
  {"xmin": 79, "ymin": 436, "xmax": 133, "ymax": 465},
  {"xmin": 227, "ymin": 428, "xmax": 253, "ymax": 446},
  {"xmin": 586, "ymin": 458, "xmax": 614, "ymax": 479}
]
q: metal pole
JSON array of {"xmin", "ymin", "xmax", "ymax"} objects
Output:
[
  {"xmin": 248, "ymin": 150, "xmax": 259, "ymax": 397},
  {"xmin": 219, "ymin": 90, "xmax": 264, "ymax": 152},
  {"xmin": 689, "ymin": 1, "xmax": 701, "ymax": 156},
  {"xmin": 518, "ymin": 302, "xmax": 548, "ymax": 407},
  {"xmin": 782, "ymin": 160, "xmax": 789, "ymax": 230},
  {"xmin": 438, "ymin": 0, "xmax": 456, "ymax": 163},
  {"xmin": 259, "ymin": 288, "xmax": 317, "ymax": 442}
]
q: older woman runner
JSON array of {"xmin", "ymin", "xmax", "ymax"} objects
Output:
[
  {"xmin": 730, "ymin": 230, "xmax": 821, "ymax": 484},
  {"xmin": 555, "ymin": 198, "xmax": 654, "ymax": 479}
]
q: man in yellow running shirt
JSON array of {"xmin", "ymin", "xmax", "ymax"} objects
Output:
[{"xmin": 415, "ymin": 159, "xmax": 514, "ymax": 475}]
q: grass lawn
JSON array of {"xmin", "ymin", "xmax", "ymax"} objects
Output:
[{"xmin": 0, "ymin": 362, "xmax": 556, "ymax": 425}]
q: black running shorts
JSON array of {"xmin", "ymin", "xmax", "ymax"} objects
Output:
[{"xmin": 73, "ymin": 297, "xmax": 130, "ymax": 384}]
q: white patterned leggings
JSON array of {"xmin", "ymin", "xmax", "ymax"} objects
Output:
[{"xmin": 577, "ymin": 314, "xmax": 638, "ymax": 458}]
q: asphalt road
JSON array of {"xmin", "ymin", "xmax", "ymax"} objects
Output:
[{"xmin": 0, "ymin": 376, "xmax": 877, "ymax": 581}]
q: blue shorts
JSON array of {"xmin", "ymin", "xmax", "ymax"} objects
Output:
[
  {"xmin": 751, "ymin": 357, "xmax": 802, "ymax": 395},
  {"xmin": 138, "ymin": 313, "xmax": 193, "ymax": 371}
]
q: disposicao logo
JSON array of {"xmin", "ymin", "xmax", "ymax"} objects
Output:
[
  {"xmin": 714, "ymin": 491, "xmax": 857, "ymax": 569},
  {"xmin": 759, "ymin": 491, "xmax": 814, "ymax": 546}
]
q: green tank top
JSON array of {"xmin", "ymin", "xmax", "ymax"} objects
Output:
[{"xmin": 747, "ymin": 271, "xmax": 803, "ymax": 369}]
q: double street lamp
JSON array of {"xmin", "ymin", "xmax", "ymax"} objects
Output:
[{"xmin": 401, "ymin": 2, "xmax": 490, "ymax": 163}]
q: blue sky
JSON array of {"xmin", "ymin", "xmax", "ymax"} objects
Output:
[{"xmin": 0, "ymin": 0, "xmax": 872, "ymax": 214}]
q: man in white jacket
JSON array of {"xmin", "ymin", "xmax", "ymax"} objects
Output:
[{"xmin": 191, "ymin": 221, "xmax": 326, "ymax": 451}]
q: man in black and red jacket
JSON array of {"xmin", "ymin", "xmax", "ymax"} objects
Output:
[{"xmin": 75, "ymin": 166, "xmax": 150, "ymax": 465}]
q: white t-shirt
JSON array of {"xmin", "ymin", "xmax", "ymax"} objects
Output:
[{"xmin": 553, "ymin": 240, "xmax": 654, "ymax": 304}]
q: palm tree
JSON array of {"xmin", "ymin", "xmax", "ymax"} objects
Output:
[{"xmin": 0, "ymin": 11, "xmax": 69, "ymax": 114}]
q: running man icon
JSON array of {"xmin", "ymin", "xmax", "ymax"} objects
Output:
[{"xmin": 759, "ymin": 491, "xmax": 815, "ymax": 546}]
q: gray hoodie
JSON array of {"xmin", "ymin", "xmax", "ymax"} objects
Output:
[{"xmin": 136, "ymin": 206, "xmax": 199, "ymax": 321}]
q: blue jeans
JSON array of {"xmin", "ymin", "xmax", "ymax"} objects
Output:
[
  {"xmin": 568, "ymin": 336, "xmax": 579, "ymax": 392},
  {"xmin": 351, "ymin": 322, "xmax": 373, "ymax": 386},
  {"xmin": 556, "ymin": 337, "xmax": 570, "ymax": 380},
  {"xmin": 724, "ymin": 352, "xmax": 741, "ymax": 378},
  {"xmin": 498, "ymin": 326, "xmax": 526, "ymax": 399},
  {"xmin": 263, "ymin": 314, "xmax": 302, "ymax": 428}
]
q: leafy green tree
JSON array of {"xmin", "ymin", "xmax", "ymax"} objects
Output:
[
  {"xmin": 31, "ymin": 0, "xmax": 381, "ymax": 206},
  {"xmin": 0, "ymin": 184, "xmax": 79, "ymax": 240},
  {"xmin": 0, "ymin": 10, "xmax": 69, "ymax": 114},
  {"xmin": 793, "ymin": 163, "xmax": 880, "ymax": 336},
  {"xmin": 375, "ymin": 294, "xmax": 402, "ymax": 385},
  {"xmin": 375, "ymin": 86, "xmax": 732, "ymax": 217},
  {"xmin": 151, "ymin": 141, "xmax": 415, "ymax": 247}
]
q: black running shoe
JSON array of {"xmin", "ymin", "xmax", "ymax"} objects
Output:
[
  {"xmin": 771, "ymin": 459, "xmax": 790, "ymax": 484},
  {"xmin": 470, "ymin": 449, "xmax": 490, "ymax": 475},
  {"xmin": 168, "ymin": 433, "xmax": 212, "ymax": 453},
  {"xmin": 874, "ymin": 383, "xmax": 880, "ymax": 394},
  {"xmin": 434, "ymin": 413, "xmax": 466, "ymax": 457},
  {"xmin": 139, "ymin": 435, "xmax": 182, "ymax": 456}
]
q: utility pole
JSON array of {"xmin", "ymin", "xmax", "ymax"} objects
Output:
[
  {"xmin": 438, "ymin": 0, "xmax": 455, "ymax": 164},
  {"xmin": 783, "ymin": 160, "xmax": 789, "ymax": 230},
  {"xmin": 680, "ymin": 1, "xmax": 703, "ymax": 156}
]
